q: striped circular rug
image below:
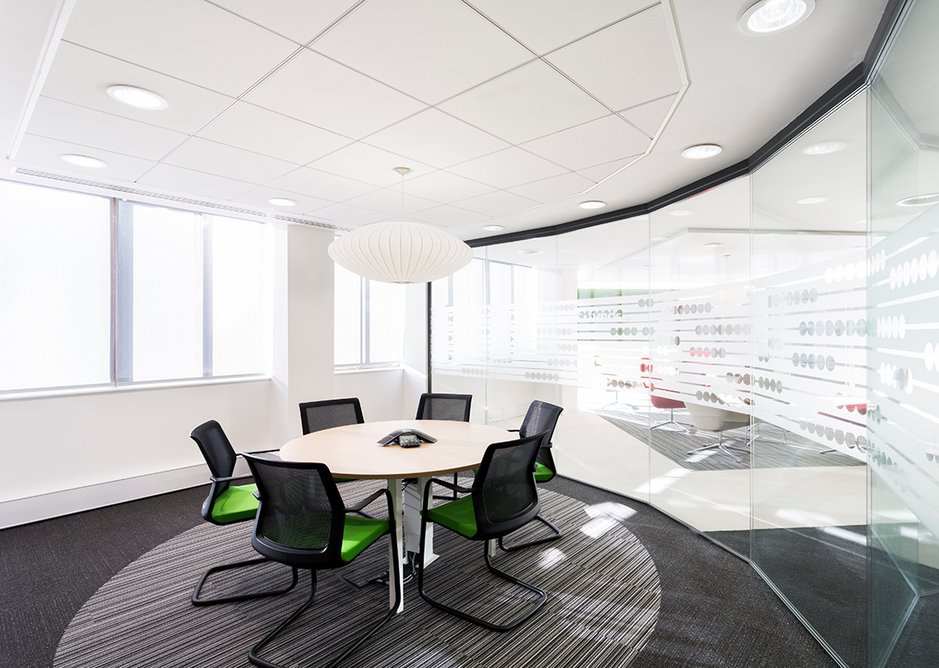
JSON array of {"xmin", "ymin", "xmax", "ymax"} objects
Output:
[{"xmin": 54, "ymin": 485, "xmax": 660, "ymax": 668}]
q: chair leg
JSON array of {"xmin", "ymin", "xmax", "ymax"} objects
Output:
[
  {"xmin": 651, "ymin": 407, "xmax": 691, "ymax": 433},
  {"xmin": 686, "ymin": 432, "xmax": 747, "ymax": 464},
  {"xmin": 249, "ymin": 539, "xmax": 401, "ymax": 668},
  {"xmin": 418, "ymin": 513, "xmax": 547, "ymax": 632},
  {"xmin": 497, "ymin": 514, "xmax": 562, "ymax": 552},
  {"xmin": 192, "ymin": 557, "xmax": 299, "ymax": 606}
]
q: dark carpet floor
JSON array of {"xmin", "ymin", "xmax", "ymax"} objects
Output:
[{"xmin": 0, "ymin": 477, "xmax": 840, "ymax": 668}]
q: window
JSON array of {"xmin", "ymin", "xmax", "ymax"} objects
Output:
[
  {"xmin": 334, "ymin": 262, "xmax": 403, "ymax": 367},
  {"xmin": 0, "ymin": 180, "xmax": 271, "ymax": 394}
]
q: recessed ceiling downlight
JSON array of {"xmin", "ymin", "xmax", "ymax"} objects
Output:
[
  {"xmin": 803, "ymin": 141, "xmax": 845, "ymax": 155},
  {"xmin": 897, "ymin": 193, "xmax": 939, "ymax": 207},
  {"xmin": 579, "ymin": 200, "xmax": 606, "ymax": 209},
  {"xmin": 702, "ymin": 242, "xmax": 723, "ymax": 248},
  {"xmin": 61, "ymin": 154, "xmax": 107, "ymax": 168},
  {"xmin": 107, "ymin": 84, "xmax": 168, "ymax": 110},
  {"xmin": 797, "ymin": 196, "xmax": 829, "ymax": 204},
  {"xmin": 518, "ymin": 249, "xmax": 543, "ymax": 256},
  {"xmin": 681, "ymin": 144, "xmax": 722, "ymax": 160},
  {"xmin": 670, "ymin": 209, "xmax": 693, "ymax": 216},
  {"xmin": 740, "ymin": 0, "xmax": 815, "ymax": 35},
  {"xmin": 482, "ymin": 225, "xmax": 504, "ymax": 231},
  {"xmin": 268, "ymin": 197, "xmax": 297, "ymax": 207}
]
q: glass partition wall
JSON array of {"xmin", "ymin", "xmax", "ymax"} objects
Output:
[{"xmin": 430, "ymin": 6, "xmax": 939, "ymax": 663}]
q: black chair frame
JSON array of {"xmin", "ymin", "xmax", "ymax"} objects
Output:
[
  {"xmin": 299, "ymin": 397, "xmax": 365, "ymax": 435},
  {"xmin": 243, "ymin": 455, "xmax": 401, "ymax": 668},
  {"xmin": 190, "ymin": 420, "xmax": 298, "ymax": 606},
  {"xmin": 417, "ymin": 433, "xmax": 548, "ymax": 632},
  {"xmin": 415, "ymin": 392, "xmax": 473, "ymax": 501}
]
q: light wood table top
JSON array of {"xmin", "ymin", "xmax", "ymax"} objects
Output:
[{"xmin": 279, "ymin": 420, "xmax": 512, "ymax": 479}]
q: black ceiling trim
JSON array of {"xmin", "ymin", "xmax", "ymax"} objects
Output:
[{"xmin": 465, "ymin": 0, "xmax": 910, "ymax": 250}]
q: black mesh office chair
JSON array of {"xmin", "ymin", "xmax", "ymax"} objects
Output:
[
  {"xmin": 189, "ymin": 420, "xmax": 298, "ymax": 606},
  {"xmin": 415, "ymin": 392, "xmax": 472, "ymax": 422},
  {"xmin": 500, "ymin": 400, "xmax": 565, "ymax": 552},
  {"xmin": 417, "ymin": 433, "xmax": 548, "ymax": 631},
  {"xmin": 416, "ymin": 393, "xmax": 472, "ymax": 498},
  {"xmin": 242, "ymin": 454, "xmax": 400, "ymax": 668},
  {"xmin": 299, "ymin": 397, "xmax": 365, "ymax": 434}
]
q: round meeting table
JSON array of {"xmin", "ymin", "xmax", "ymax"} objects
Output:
[{"xmin": 279, "ymin": 419, "xmax": 511, "ymax": 611}]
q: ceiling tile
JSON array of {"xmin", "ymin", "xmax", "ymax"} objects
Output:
[
  {"xmin": 15, "ymin": 134, "xmax": 156, "ymax": 181},
  {"xmin": 618, "ymin": 94, "xmax": 677, "ymax": 137},
  {"xmin": 409, "ymin": 205, "xmax": 488, "ymax": 228},
  {"xmin": 438, "ymin": 60, "xmax": 609, "ymax": 144},
  {"xmin": 137, "ymin": 163, "xmax": 256, "ymax": 200},
  {"xmin": 244, "ymin": 49, "xmax": 425, "ymax": 139},
  {"xmin": 470, "ymin": 0, "xmax": 654, "ymax": 55},
  {"xmin": 197, "ymin": 101, "xmax": 352, "ymax": 165},
  {"xmin": 63, "ymin": 0, "xmax": 300, "ymax": 97},
  {"xmin": 210, "ymin": 0, "xmax": 353, "ymax": 44},
  {"xmin": 264, "ymin": 166, "xmax": 378, "ymax": 202},
  {"xmin": 448, "ymin": 147, "xmax": 568, "ymax": 189},
  {"xmin": 312, "ymin": 203, "xmax": 391, "ymax": 228},
  {"xmin": 546, "ymin": 4, "xmax": 682, "ymax": 112},
  {"xmin": 364, "ymin": 108, "xmax": 509, "ymax": 169},
  {"xmin": 164, "ymin": 137, "xmax": 298, "ymax": 183},
  {"xmin": 508, "ymin": 172, "xmax": 596, "ymax": 204},
  {"xmin": 232, "ymin": 185, "xmax": 334, "ymax": 213},
  {"xmin": 454, "ymin": 190, "xmax": 539, "ymax": 217},
  {"xmin": 576, "ymin": 156, "xmax": 643, "ymax": 183},
  {"xmin": 402, "ymin": 170, "xmax": 496, "ymax": 203},
  {"xmin": 40, "ymin": 42, "xmax": 236, "ymax": 135},
  {"xmin": 307, "ymin": 143, "xmax": 434, "ymax": 187},
  {"xmin": 521, "ymin": 115, "xmax": 649, "ymax": 171},
  {"xmin": 343, "ymin": 188, "xmax": 439, "ymax": 216},
  {"xmin": 311, "ymin": 0, "xmax": 533, "ymax": 105},
  {"xmin": 28, "ymin": 97, "xmax": 187, "ymax": 161}
]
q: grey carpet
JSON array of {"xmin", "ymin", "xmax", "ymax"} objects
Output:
[
  {"xmin": 599, "ymin": 410, "xmax": 862, "ymax": 472},
  {"xmin": 53, "ymin": 484, "xmax": 661, "ymax": 668}
]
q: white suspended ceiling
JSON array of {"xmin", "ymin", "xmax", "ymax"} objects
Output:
[{"xmin": 1, "ymin": 0, "xmax": 889, "ymax": 239}]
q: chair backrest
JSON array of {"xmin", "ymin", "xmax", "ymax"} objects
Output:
[
  {"xmin": 299, "ymin": 398, "xmax": 365, "ymax": 435},
  {"xmin": 519, "ymin": 400, "xmax": 563, "ymax": 474},
  {"xmin": 471, "ymin": 432, "xmax": 545, "ymax": 539},
  {"xmin": 191, "ymin": 419, "xmax": 238, "ymax": 481},
  {"xmin": 415, "ymin": 393, "xmax": 472, "ymax": 421},
  {"xmin": 242, "ymin": 454, "xmax": 347, "ymax": 569}
]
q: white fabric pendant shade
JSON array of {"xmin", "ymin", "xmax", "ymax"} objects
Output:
[{"xmin": 328, "ymin": 221, "xmax": 474, "ymax": 284}]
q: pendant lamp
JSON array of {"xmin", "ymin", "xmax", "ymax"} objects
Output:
[{"xmin": 328, "ymin": 167, "xmax": 474, "ymax": 284}]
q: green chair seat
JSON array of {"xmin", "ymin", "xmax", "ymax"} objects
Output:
[
  {"xmin": 534, "ymin": 462, "xmax": 555, "ymax": 483},
  {"xmin": 425, "ymin": 495, "xmax": 477, "ymax": 538},
  {"xmin": 341, "ymin": 516, "xmax": 390, "ymax": 562},
  {"xmin": 210, "ymin": 484, "xmax": 259, "ymax": 523}
]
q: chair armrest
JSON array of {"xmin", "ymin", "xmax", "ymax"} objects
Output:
[
  {"xmin": 209, "ymin": 473, "xmax": 254, "ymax": 484},
  {"xmin": 345, "ymin": 488, "xmax": 387, "ymax": 513},
  {"xmin": 243, "ymin": 448, "xmax": 280, "ymax": 455},
  {"xmin": 507, "ymin": 429, "xmax": 520, "ymax": 433},
  {"xmin": 426, "ymin": 477, "xmax": 473, "ymax": 495}
]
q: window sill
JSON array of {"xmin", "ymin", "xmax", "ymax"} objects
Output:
[
  {"xmin": 0, "ymin": 374, "xmax": 271, "ymax": 402},
  {"xmin": 334, "ymin": 364, "xmax": 401, "ymax": 374}
]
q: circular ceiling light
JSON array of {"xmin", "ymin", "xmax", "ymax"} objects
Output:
[
  {"xmin": 797, "ymin": 196, "xmax": 829, "ymax": 204},
  {"xmin": 268, "ymin": 197, "xmax": 297, "ymax": 207},
  {"xmin": 107, "ymin": 84, "xmax": 168, "ymax": 110},
  {"xmin": 669, "ymin": 209, "xmax": 693, "ymax": 216},
  {"xmin": 740, "ymin": 0, "xmax": 815, "ymax": 35},
  {"xmin": 61, "ymin": 154, "xmax": 107, "ymax": 168},
  {"xmin": 702, "ymin": 242, "xmax": 723, "ymax": 248},
  {"xmin": 482, "ymin": 224, "xmax": 504, "ymax": 231},
  {"xmin": 329, "ymin": 221, "xmax": 473, "ymax": 284},
  {"xmin": 897, "ymin": 193, "xmax": 939, "ymax": 207},
  {"xmin": 579, "ymin": 200, "xmax": 606, "ymax": 209},
  {"xmin": 518, "ymin": 249, "xmax": 543, "ymax": 256},
  {"xmin": 681, "ymin": 144, "xmax": 722, "ymax": 160},
  {"xmin": 803, "ymin": 141, "xmax": 845, "ymax": 155}
]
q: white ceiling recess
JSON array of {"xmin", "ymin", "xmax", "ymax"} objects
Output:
[{"xmin": 1, "ymin": 0, "xmax": 890, "ymax": 239}]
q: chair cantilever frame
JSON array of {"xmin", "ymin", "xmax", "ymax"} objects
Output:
[
  {"xmin": 418, "ymin": 433, "xmax": 548, "ymax": 632},
  {"xmin": 243, "ymin": 454, "xmax": 401, "ymax": 668},
  {"xmin": 189, "ymin": 420, "xmax": 298, "ymax": 606},
  {"xmin": 684, "ymin": 402, "xmax": 751, "ymax": 463}
]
